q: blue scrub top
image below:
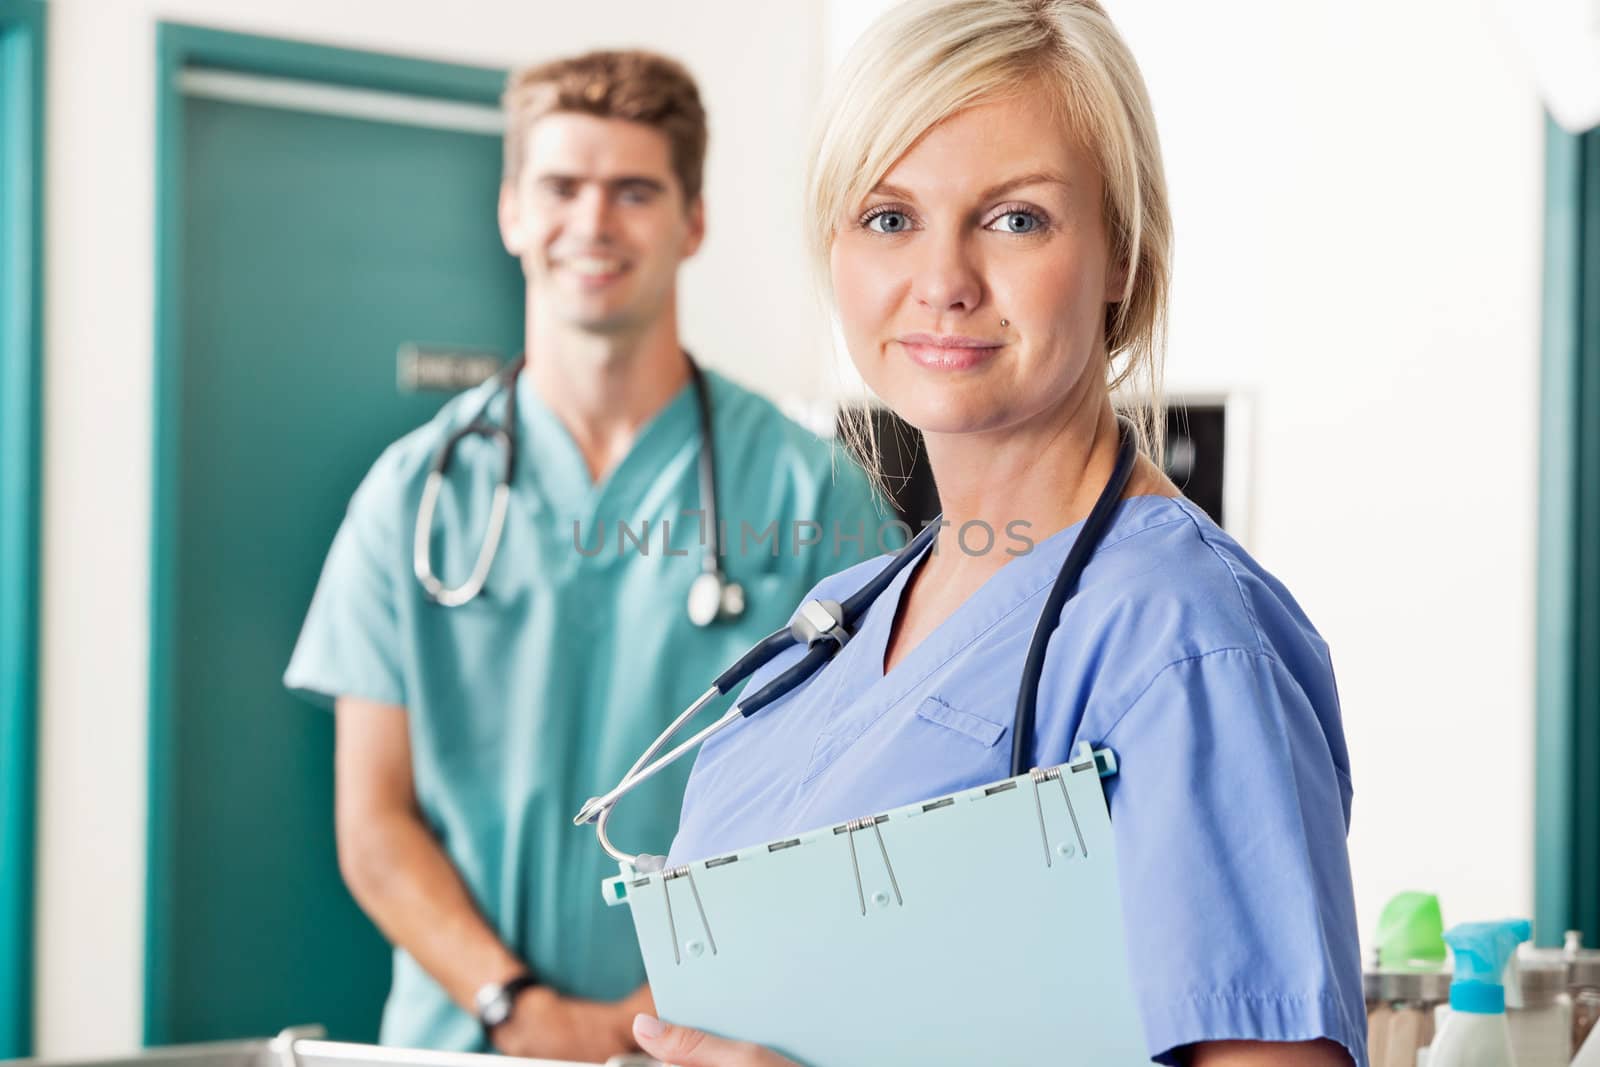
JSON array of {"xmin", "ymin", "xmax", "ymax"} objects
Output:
[
  {"xmin": 285, "ymin": 368, "xmax": 882, "ymax": 1051},
  {"xmin": 670, "ymin": 495, "xmax": 1366, "ymax": 1066}
]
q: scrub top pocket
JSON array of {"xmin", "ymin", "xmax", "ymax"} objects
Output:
[
  {"xmin": 912, "ymin": 695, "xmax": 1006, "ymax": 748},
  {"xmin": 799, "ymin": 692, "xmax": 1013, "ymax": 801}
]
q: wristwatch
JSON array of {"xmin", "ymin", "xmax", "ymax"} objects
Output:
[{"xmin": 474, "ymin": 971, "xmax": 538, "ymax": 1037}]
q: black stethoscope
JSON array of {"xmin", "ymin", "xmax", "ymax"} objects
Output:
[
  {"xmin": 412, "ymin": 353, "xmax": 746, "ymax": 626},
  {"xmin": 574, "ymin": 420, "xmax": 1139, "ymax": 868}
]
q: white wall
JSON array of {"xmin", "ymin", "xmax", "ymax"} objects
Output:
[
  {"xmin": 38, "ymin": 0, "xmax": 1547, "ymax": 1056},
  {"xmin": 1104, "ymin": 0, "xmax": 1545, "ymax": 943}
]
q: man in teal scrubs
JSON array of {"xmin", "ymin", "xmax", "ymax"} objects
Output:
[{"xmin": 284, "ymin": 50, "xmax": 880, "ymax": 1061}]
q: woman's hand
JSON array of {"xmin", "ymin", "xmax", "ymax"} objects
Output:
[
  {"xmin": 628, "ymin": 1017, "xmax": 1353, "ymax": 1067},
  {"xmin": 631, "ymin": 1014, "xmax": 800, "ymax": 1066}
]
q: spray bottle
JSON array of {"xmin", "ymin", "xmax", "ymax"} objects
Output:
[{"xmin": 1427, "ymin": 920, "xmax": 1531, "ymax": 1067}]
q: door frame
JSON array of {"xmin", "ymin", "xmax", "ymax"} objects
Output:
[
  {"xmin": 0, "ymin": 0, "xmax": 45, "ymax": 1057},
  {"xmin": 1535, "ymin": 115, "xmax": 1600, "ymax": 948},
  {"xmin": 147, "ymin": 24, "xmax": 505, "ymax": 1043}
]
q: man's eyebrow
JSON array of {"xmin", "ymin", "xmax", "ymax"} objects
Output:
[
  {"xmin": 864, "ymin": 171, "xmax": 1072, "ymax": 203},
  {"xmin": 608, "ymin": 176, "xmax": 666, "ymax": 193},
  {"xmin": 535, "ymin": 173, "xmax": 667, "ymax": 193}
]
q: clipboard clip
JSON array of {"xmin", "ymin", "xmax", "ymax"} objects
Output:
[
  {"xmin": 1028, "ymin": 742, "xmax": 1115, "ymax": 867},
  {"xmin": 658, "ymin": 865, "xmax": 718, "ymax": 966},
  {"xmin": 834, "ymin": 815, "xmax": 904, "ymax": 917}
]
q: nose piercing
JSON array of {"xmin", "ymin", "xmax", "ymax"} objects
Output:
[{"xmin": 1000, "ymin": 318, "xmax": 1010, "ymax": 327}]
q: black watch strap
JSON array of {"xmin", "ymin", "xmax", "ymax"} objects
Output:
[{"xmin": 500, "ymin": 970, "xmax": 539, "ymax": 1000}]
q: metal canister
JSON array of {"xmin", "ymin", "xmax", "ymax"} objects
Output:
[
  {"xmin": 1567, "ymin": 931, "xmax": 1600, "ymax": 1053},
  {"xmin": 1511, "ymin": 951, "xmax": 1574, "ymax": 1067},
  {"xmin": 1365, "ymin": 970, "xmax": 1452, "ymax": 1067}
]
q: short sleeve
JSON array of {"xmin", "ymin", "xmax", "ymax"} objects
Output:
[
  {"xmin": 283, "ymin": 460, "xmax": 409, "ymax": 709},
  {"xmin": 1101, "ymin": 648, "xmax": 1366, "ymax": 1066}
]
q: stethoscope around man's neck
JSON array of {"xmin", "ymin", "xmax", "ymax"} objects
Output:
[
  {"xmin": 411, "ymin": 352, "xmax": 745, "ymax": 625},
  {"xmin": 574, "ymin": 419, "xmax": 1141, "ymax": 870}
]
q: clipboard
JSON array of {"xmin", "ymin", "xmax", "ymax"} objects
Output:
[{"xmin": 602, "ymin": 744, "xmax": 1151, "ymax": 1065}]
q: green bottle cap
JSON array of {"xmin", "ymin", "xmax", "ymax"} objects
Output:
[{"xmin": 1376, "ymin": 891, "xmax": 1446, "ymax": 971}]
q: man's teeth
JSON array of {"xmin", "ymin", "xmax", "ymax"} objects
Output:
[{"xmin": 571, "ymin": 257, "xmax": 624, "ymax": 274}]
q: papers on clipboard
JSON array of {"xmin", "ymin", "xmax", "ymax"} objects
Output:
[{"xmin": 602, "ymin": 743, "xmax": 1151, "ymax": 1065}]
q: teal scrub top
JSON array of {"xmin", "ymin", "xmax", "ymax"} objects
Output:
[{"xmin": 284, "ymin": 367, "xmax": 882, "ymax": 1051}]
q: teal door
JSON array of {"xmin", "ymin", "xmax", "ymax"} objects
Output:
[
  {"xmin": 0, "ymin": 1, "xmax": 45, "ymax": 1057},
  {"xmin": 149, "ymin": 30, "xmax": 519, "ymax": 1043},
  {"xmin": 1537, "ymin": 118, "xmax": 1600, "ymax": 949}
]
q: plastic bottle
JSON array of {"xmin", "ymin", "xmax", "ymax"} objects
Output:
[{"xmin": 1426, "ymin": 920, "xmax": 1531, "ymax": 1067}]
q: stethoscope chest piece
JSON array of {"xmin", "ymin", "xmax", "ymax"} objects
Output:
[{"xmin": 688, "ymin": 570, "xmax": 746, "ymax": 627}]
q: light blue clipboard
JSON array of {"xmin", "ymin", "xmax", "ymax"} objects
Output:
[{"xmin": 601, "ymin": 744, "xmax": 1152, "ymax": 1065}]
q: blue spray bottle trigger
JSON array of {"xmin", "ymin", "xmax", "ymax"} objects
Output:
[{"xmin": 1443, "ymin": 920, "xmax": 1531, "ymax": 1014}]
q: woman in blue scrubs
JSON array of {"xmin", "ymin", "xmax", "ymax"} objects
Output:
[{"xmin": 629, "ymin": 1, "xmax": 1366, "ymax": 1065}]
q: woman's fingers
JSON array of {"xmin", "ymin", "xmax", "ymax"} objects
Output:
[{"xmin": 631, "ymin": 1014, "xmax": 795, "ymax": 1066}]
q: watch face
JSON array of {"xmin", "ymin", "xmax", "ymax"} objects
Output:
[
  {"xmin": 481, "ymin": 991, "xmax": 511, "ymax": 1028},
  {"xmin": 476, "ymin": 985, "xmax": 512, "ymax": 1028}
]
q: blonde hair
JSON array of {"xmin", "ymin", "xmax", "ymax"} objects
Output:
[
  {"xmin": 806, "ymin": 0, "xmax": 1172, "ymax": 484},
  {"xmin": 502, "ymin": 50, "xmax": 707, "ymax": 202}
]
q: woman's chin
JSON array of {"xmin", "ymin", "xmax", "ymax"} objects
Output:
[{"xmin": 885, "ymin": 391, "xmax": 1015, "ymax": 439}]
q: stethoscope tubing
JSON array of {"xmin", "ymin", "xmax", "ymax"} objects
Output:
[
  {"xmin": 1011, "ymin": 427, "xmax": 1138, "ymax": 774},
  {"xmin": 412, "ymin": 355, "xmax": 735, "ymax": 614},
  {"xmin": 413, "ymin": 358, "xmax": 522, "ymax": 607},
  {"xmin": 729, "ymin": 518, "xmax": 942, "ymax": 718}
]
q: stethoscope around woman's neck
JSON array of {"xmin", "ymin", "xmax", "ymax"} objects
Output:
[
  {"xmin": 574, "ymin": 420, "xmax": 1140, "ymax": 870},
  {"xmin": 411, "ymin": 352, "xmax": 745, "ymax": 625}
]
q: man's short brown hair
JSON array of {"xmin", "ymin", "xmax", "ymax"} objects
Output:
[{"xmin": 501, "ymin": 50, "xmax": 708, "ymax": 202}]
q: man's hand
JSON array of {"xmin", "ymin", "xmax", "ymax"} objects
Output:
[
  {"xmin": 490, "ymin": 985, "xmax": 654, "ymax": 1062},
  {"xmin": 630, "ymin": 1014, "xmax": 800, "ymax": 1067}
]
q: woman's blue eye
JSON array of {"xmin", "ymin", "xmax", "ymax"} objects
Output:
[
  {"xmin": 994, "ymin": 211, "xmax": 1041, "ymax": 234},
  {"xmin": 867, "ymin": 211, "xmax": 911, "ymax": 234}
]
